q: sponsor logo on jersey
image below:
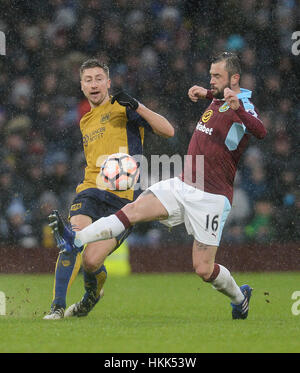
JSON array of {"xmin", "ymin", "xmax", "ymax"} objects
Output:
[
  {"xmin": 196, "ymin": 121, "xmax": 213, "ymax": 135},
  {"xmin": 246, "ymin": 109, "xmax": 258, "ymax": 118},
  {"xmin": 70, "ymin": 203, "xmax": 82, "ymax": 211},
  {"xmin": 100, "ymin": 113, "xmax": 111, "ymax": 123},
  {"xmin": 219, "ymin": 102, "xmax": 230, "ymax": 112},
  {"xmin": 83, "ymin": 135, "xmax": 89, "ymax": 147},
  {"xmin": 82, "ymin": 127, "xmax": 106, "ymax": 146},
  {"xmin": 201, "ymin": 109, "xmax": 213, "ymax": 123}
]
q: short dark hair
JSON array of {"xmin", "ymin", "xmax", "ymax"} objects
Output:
[
  {"xmin": 211, "ymin": 52, "xmax": 241, "ymax": 78},
  {"xmin": 79, "ymin": 58, "xmax": 110, "ymax": 78}
]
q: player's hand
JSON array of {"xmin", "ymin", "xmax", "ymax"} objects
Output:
[
  {"xmin": 188, "ymin": 86, "xmax": 208, "ymax": 102},
  {"xmin": 111, "ymin": 91, "xmax": 139, "ymax": 110},
  {"xmin": 224, "ymin": 88, "xmax": 240, "ymax": 110}
]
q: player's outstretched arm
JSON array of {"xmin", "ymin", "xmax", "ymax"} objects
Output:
[
  {"xmin": 188, "ymin": 86, "xmax": 213, "ymax": 102},
  {"xmin": 112, "ymin": 90, "xmax": 174, "ymax": 138},
  {"xmin": 135, "ymin": 104, "xmax": 174, "ymax": 138}
]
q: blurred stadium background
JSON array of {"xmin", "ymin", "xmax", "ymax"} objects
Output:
[{"xmin": 0, "ymin": 0, "xmax": 300, "ymax": 274}]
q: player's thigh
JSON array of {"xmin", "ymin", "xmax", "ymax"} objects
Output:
[
  {"xmin": 70, "ymin": 214, "xmax": 117, "ymax": 270},
  {"xmin": 122, "ymin": 190, "xmax": 169, "ymax": 223},
  {"xmin": 183, "ymin": 190, "xmax": 231, "ymax": 247},
  {"xmin": 192, "ymin": 240, "xmax": 218, "ymax": 278},
  {"xmin": 70, "ymin": 214, "xmax": 92, "ymax": 230}
]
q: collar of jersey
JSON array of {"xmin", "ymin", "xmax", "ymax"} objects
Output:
[
  {"xmin": 213, "ymin": 88, "xmax": 252, "ymax": 103},
  {"xmin": 237, "ymin": 88, "xmax": 252, "ymax": 99}
]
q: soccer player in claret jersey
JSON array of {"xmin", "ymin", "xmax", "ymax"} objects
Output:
[
  {"xmin": 43, "ymin": 58, "xmax": 174, "ymax": 319},
  {"xmin": 50, "ymin": 52, "xmax": 267, "ymax": 319}
]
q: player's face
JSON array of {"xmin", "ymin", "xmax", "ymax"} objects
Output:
[
  {"xmin": 209, "ymin": 61, "xmax": 230, "ymax": 99},
  {"xmin": 81, "ymin": 67, "xmax": 111, "ymax": 107}
]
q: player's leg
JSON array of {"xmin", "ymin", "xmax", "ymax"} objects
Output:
[
  {"xmin": 63, "ymin": 193, "xmax": 166, "ymax": 317},
  {"xmin": 192, "ymin": 240, "xmax": 252, "ymax": 319},
  {"xmin": 182, "ymin": 186, "xmax": 252, "ymax": 320},
  {"xmin": 43, "ymin": 214, "xmax": 82, "ymax": 320},
  {"xmin": 73, "ymin": 191, "xmax": 169, "ymax": 248},
  {"xmin": 43, "ymin": 250, "xmax": 81, "ymax": 319},
  {"xmin": 47, "ymin": 187, "xmax": 136, "ymax": 318},
  {"xmin": 52, "ymin": 179, "xmax": 179, "ymax": 250},
  {"xmin": 64, "ymin": 214, "xmax": 108, "ymax": 317},
  {"xmin": 192, "ymin": 240, "xmax": 244, "ymax": 300}
]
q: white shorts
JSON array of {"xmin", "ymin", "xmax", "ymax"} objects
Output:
[{"xmin": 147, "ymin": 177, "xmax": 231, "ymax": 246}]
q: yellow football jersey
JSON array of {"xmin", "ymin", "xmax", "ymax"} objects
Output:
[{"xmin": 76, "ymin": 97, "xmax": 149, "ymax": 201}]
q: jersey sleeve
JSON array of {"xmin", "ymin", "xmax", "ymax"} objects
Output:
[
  {"xmin": 235, "ymin": 102, "xmax": 267, "ymax": 139},
  {"xmin": 205, "ymin": 90, "xmax": 214, "ymax": 100},
  {"xmin": 126, "ymin": 107, "xmax": 153, "ymax": 132}
]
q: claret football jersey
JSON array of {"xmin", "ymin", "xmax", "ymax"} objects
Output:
[{"xmin": 181, "ymin": 89, "xmax": 266, "ymax": 204}]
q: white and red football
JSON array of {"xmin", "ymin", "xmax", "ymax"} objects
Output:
[{"xmin": 100, "ymin": 153, "xmax": 139, "ymax": 191}]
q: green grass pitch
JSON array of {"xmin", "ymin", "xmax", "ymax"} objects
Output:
[{"xmin": 0, "ymin": 271, "xmax": 300, "ymax": 353}]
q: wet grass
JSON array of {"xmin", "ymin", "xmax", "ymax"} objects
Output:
[{"xmin": 0, "ymin": 272, "xmax": 300, "ymax": 353}]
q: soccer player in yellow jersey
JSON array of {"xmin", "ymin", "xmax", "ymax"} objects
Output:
[{"xmin": 44, "ymin": 58, "xmax": 174, "ymax": 319}]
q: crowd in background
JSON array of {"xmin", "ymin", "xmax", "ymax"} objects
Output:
[{"xmin": 0, "ymin": 0, "xmax": 299, "ymax": 249}]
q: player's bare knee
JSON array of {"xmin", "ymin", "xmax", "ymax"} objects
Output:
[
  {"xmin": 194, "ymin": 264, "xmax": 213, "ymax": 281},
  {"xmin": 82, "ymin": 252, "xmax": 99, "ymax": 273}
]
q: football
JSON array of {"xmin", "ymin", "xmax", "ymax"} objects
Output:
[{"xmin": 100, "ymin": 153, "xmax": 139, "ymax": 191}]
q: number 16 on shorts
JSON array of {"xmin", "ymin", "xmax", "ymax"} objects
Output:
[{"xmin": 205, "ymin": 214, "xmax": 219, "ymax": 235}]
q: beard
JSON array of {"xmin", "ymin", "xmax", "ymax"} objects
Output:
[{"xmin": 211, "ymin": 82, "xmax": 231, "ymax": 99}]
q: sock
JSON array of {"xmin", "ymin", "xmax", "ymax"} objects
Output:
[
  {"xmin": 82, "ymin": 264, "xmax": 107, "ymax": 302},
  {"xmin": 75, "ymin": 212, "xmax": 129, "ymax": 247},
  {"xmin": 207, "ymin": 264, "xmax": 244, "ymax": 305},
  {"xmin": 51, "ymin": 250, "xmax": 81, "ymax": 309}
]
